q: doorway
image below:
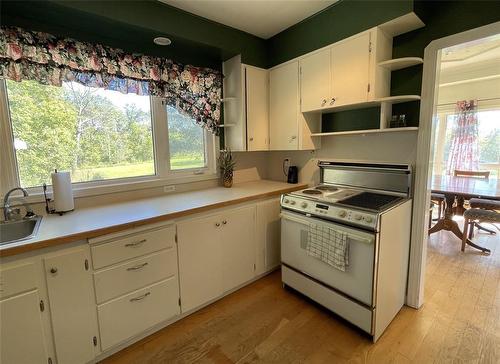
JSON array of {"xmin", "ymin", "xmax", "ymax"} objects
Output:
[{"xmin": 407, "ymin": 21, "xmax": 500, "ymax": 309}]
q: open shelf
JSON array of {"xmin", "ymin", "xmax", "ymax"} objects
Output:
[
  {"xmin": 378, "ymin": 57, "xmax": 423, "ymax": 71},
  {"xmin": 304, "ymin": 95, "xmax": 421, "ymax": 114},
  {"xmin": 311, "ymin": 127, "xmax": 418, "ymax": 137},
  {"xmin": 376, "ymin": 95, "xmax": 421, "ymax": 104}
]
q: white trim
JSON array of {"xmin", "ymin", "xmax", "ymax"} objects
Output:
[
  {"xmin": 407, "ymin": 21, "xmax": 500, "ymax": 309},
  {"xmin": 0, "ymin": 81, "xmax": 218, "ymax": 201}
]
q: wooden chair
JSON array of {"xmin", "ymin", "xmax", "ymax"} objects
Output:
[
  {"xmin": 454, "ymin": 170, "xmax": 490, "ymax": 179},
  {"xmin": 430, "ymin": 192, "xmax": 445, "ymax": 220},
  {"xmin": 453, "ymin": 169, "xmax": 494, "ymax": 235},
  {"xmin": 462, "ymin": 208, "xmax": 500, "ymax": 252}
]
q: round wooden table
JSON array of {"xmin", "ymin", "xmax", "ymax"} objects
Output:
[{"xmin": 429, "ymin": 175, "xmax": 500, "ymax": 254}]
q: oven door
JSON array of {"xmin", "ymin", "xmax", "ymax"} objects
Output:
[{"xmin": 281, "ymin": 210, "xmax": 376, "ymax": 306}]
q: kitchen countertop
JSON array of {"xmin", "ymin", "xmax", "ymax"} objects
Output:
[{"xmin": 1, "ymin": 180, "xmax": 306, "ymax": 257}]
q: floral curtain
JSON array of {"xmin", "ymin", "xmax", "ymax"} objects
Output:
[
  {"xmin": 446, "ymin": 100, "xmax": 480, "ymax": 174},
  {"xmin": 0, "ymin": 26, "xmax": 222, "ymax": 134}
]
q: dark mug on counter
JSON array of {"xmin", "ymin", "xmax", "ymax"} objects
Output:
[{"xmin": 287, "ymin": 166, "xmax": 298, "ymax": 184}]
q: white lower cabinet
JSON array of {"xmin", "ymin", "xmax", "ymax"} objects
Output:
[
  {"xmin": 178, "ymin": 203, "xmax": 276, "ymax": 313},
  {"xmin": 0, "ymin": 290, "xmax": 48, "ymax": 364},
  {"xmin": 44, "ymin": 248, "xmax": 98, "ymax": 364},
  {"xmin": 255, "ymin": 198, "xmax": 282, "ymax": 275},
  {"xmin": 220, "ymin": 206, "xmax": 256, "ymax": 292},
  {"xmin": 98, "ymin": 277, "xmax": 180, "ymax": 350},
  {"xmin": 177, "ymin": 213, "xmax": 224, "ymax": 312},
  {"xmin": 90, "ymin": 223, "xmax": 180, "ymax": 353}
]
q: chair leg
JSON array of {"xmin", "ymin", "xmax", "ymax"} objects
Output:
[
  {"xmin": 474, "ymin": 222, "xmax": 497, "ymax": 235},
  {"xmin": 462, "ymin": 218, "xmax": 469, "ymax": 252},
  {"xmin": 469, "ymin": 221, "xmax": 475, "ymax": 239}
]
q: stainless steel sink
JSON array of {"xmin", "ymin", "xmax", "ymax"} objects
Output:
[{"xmin": 0, "ymin": 216, "xmax": 42, "ymax": 245}]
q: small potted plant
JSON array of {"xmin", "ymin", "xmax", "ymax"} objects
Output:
[{"xmin": 218, "ymin": 149, "xmax": 236, "ymax": 188}]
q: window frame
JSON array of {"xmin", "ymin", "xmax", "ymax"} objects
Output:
[{"xmin": 0, "ymin": 80, "xmax": 218, "ymax": 201}]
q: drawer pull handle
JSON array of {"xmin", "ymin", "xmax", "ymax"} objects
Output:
[
  {"xmin": 50, "ymin": 268, "xmax": 58, "ymax": 274},
  {"xmin": 127, "ymin": 262, "xmax": 149, "ymax": 271},
  {"xmin": 125, "ymin": 239, "xmax": 147, "ymax": 248},
  {"xmin": 130, "ymin": 292, "xmax": 151, "ymax": 302}
]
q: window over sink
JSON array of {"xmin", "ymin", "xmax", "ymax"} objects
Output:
[{"xmin": 0, "ymin": 80, "xmax": 217, "ymax": 197}]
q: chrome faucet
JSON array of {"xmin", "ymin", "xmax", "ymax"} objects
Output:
[{"xmin": 3, "ymin": 187, "xmax": 34, "ymax": 221}]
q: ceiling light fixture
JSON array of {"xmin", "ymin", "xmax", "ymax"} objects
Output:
[{"xmin": 153, "ymin": 37, "xmax": 172, "ymax": 46}]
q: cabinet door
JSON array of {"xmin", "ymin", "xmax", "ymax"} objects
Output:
[
  {"xmin": 44, "ymin": 249, "xmax": 97, "ymax": 364},
  {"xmin": 245, "ymin": 66, "xmax": 269, "ymax": 151},
  {"xmin": 255, "ymin": 198, "xmax": 282, "ymax": 275},
  {"xmin": 1, "ymin": 290, "xmax": 48, "ymax": 364},
  {"xmin": 300, "ymin": 48, "xmax": 331, "ymax": 112},
  {"xmin": 220, "ymin": 206, "xmax": 256, "ymax": 291},
  {"xmin": 177, "ymin": 214, "xmax": 223, "ymax": 312},
  {"xmin": 331, "ymin": 32, "xmax": 371, "ymax": 107},
  {"xmin": 269, "ymin": 61, "xmax": 299, "ymax": 150}
]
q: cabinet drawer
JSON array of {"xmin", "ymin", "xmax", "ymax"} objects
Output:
[
  {"xmin": 91, "ymin": 225, "xmax": 175, "ymax": 269},
  {"xmin": 98, "ymin": 277, "xmax": 180, "ymax": 351},
  {"xmin": 94, "ymin": 249, "xmax": 177, "ymax": 304},
  {"xmin": 0, "ymin": 262, "xmax": 37, "ymax": 299}
]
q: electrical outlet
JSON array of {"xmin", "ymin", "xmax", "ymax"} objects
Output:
[
  {"xmin": 283, "ymin": 158, "xmax": 291, "ymax": 179},
  {"xmin": 164, "ymin": 185, "xmax": 176, "ymax": 193}
]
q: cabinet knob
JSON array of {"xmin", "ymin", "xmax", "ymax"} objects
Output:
[
  {"xmin": 50, "ymin": 268, "xmax": 58, "ymax": 274},
  {"xmin": 222, "ymin": 220, "xmax": 227, "ymax": 225},
  {"xmin": 215, "ymin": 222, "xmax": 221, "ymax": 227},
  {"xmin": 249, "ymin": 137, "xmax": 254, "ymax": 141},
  {"xmin": 321, "ymin": 99, "xmax": 327, "ymax": 106},
  {"xmin": 330, "ymin": 97, "xmax": 336, "ymax": 105}
]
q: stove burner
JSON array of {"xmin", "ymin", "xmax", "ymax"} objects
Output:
[
  {"xmin": 339, "ymin": 192, "xmax": 402, "ymax": 211},
  {"xmin": 315, "ymin": 185, "xmax": 339, "ymax": 192},
  {"xmin": 302, "ymin": 189, "xmax": 323, "ymax": 195}
]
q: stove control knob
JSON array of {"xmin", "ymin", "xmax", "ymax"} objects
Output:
[
  {"xmin": 354, "ymin": 214, "xmax": 362, "ymax": 221},
  {"xmin": 301, "ymin": 202, "xmax": 308, "ymax": 208},
  {"xmin": 290, "ymin": 200, "xmax": 296, "ymax": 205},
  {"xmin": 338, "ymin": 210, "xmax": 347, "ymax": 218},
  {"xmin": 365, "ymin": 216, "xmax": 373, "ymax": 223},
  {"xmin": 284, "ymin": 199, "xmax": 290, "ymax": 204}
]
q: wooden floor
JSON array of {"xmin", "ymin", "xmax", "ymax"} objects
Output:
[{"xmin": 102, "ymin": 224, "xmax": 499, "ymax": 364}]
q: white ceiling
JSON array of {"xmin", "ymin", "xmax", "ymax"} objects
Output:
[{"xmin": 159, "ymin": 0, "xmax": 338, "ymax": 39}]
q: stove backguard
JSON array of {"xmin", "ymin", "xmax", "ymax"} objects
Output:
[{"xmin": 318, "ymin": 161, "xmax": 412, "ymax": 198}]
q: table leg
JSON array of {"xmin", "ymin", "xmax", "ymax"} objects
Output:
[{"xmin": 429, "ymin": 193, "xmax": 491, "ymax": 254}]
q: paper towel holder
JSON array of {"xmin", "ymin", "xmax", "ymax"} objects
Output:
[{"xmin": 43, "ymin": 169, "xmax": 74, "ymax": 216}]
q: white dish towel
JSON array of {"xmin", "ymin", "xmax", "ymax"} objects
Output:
[{"xmin": 307, "ymin": 223, "xmax": 349, "ymax": 272}]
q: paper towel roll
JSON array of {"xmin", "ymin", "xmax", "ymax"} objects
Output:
[{"xmin": 51, "ymin": 171, "xmax": 74, "ymax": 212}]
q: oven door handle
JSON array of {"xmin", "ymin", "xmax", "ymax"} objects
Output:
[{"xmin": 280, "ymin": 212, "xmax": 375, "ymax": 244}]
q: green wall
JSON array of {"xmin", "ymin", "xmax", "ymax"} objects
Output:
[
  {"xmin": 0, "ymin": 0, "xmax": 268, "ymax": 69},
  {"xmin": 266, "ymin": 0, "xmax": 413, "ymax": 68}
]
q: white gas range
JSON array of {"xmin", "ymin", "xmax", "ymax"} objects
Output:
[{"xmin": 280, "ymin": 161, "xmax": 412, "ymax": 342}]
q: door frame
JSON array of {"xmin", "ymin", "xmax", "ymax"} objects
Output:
[{"xmin": 406, "ymin": 21, "xmax": 500, "ymax": 308}]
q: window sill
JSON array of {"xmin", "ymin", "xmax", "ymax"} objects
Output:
[{"xmin": 22, "ymin": 173, "xmax": 219, "ymax": 204}]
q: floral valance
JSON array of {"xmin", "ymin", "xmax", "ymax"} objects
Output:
[{"xmin": 0, "ymin": 26, "xmax": 222, "ymax": 134}]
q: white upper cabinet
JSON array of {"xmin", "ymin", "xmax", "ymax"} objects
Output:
[
  {"xmin": 269, "ymin": 61, "xmax": 299, "ymax": 150},
  {"xmin": 300, "ymin": 48, "xmax": 332, "ymax": 112},
  {"xmin": 298, "ymin": 28, "xmax": 391, "ymax": 113},
  {"xmin": 269, "ymin": 61, "xmax": 321, "ymax": 151},
  {"xmin": 245, "ymin": 66, "xmax": 269, "ymax": 151},
  {"xmin": 331, "ymin": 32, "xmax": 371, "ymax": 107},
  {"xmin": 222, "ymin": 56, "xmax": 269, "ymax": 151}
]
